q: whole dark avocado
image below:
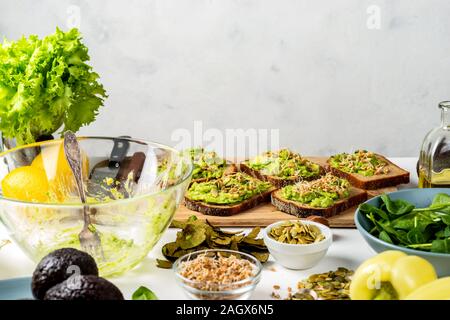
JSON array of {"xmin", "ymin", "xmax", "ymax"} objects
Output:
[
  {"xmin": 44, "ymin": 275, "xmax": 124, "ymax": 300},
  {"xmin": 31, "ymin": 248, "xmax": 98, "ymax": 300}
]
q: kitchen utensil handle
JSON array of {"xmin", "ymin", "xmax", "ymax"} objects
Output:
[
  {"xmin": 63, "ymin": 131, "xmax": 87, "ymax": 204},
  {"xmin": 108, "ymin": 135, "xmax": 131, "ymax": 169}
]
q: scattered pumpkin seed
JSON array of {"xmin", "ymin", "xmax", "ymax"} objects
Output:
[
  {"xmin": 269, "ymin": 221, "xmax": 325, "ymax": 245},
  {"xmin": 288, "ymin": 267, "xmax": 354, "ymax": 300}
]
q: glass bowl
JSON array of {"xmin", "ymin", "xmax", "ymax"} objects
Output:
[
  {"xmin": 0, "ymin": 136, "xmax": 192, "ymax": 276},
  {"xmin": 173, "ymin": 249, "xmax": 262, "ymax": 300}
]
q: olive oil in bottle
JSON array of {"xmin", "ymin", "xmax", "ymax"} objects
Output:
[
  {"xmin": 418, "ymin": 101, "xmax": 450, "ymax": 188},
  {"xmin": 418, "ymin": 168, "xmax": 450, "ymax": 188}
]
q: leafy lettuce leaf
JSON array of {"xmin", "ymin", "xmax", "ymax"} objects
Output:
[{"xmin": 0, "ymin": 27, "xmax": 106, "ymax": 145}]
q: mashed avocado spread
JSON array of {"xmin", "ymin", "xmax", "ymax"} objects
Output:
[
  {"xmin": 246, "ymin": 149, "xmax": 320, "ymax": 179},
  {"xmin": 329, "ymin": 150, "xmax": 389, "ymax": 177},
  {"xmin": 185, "ymin": 148, "xmax": 228, "ymax": 180},
  {"xmin": 280, "ymin": 173, "xmax": 350, "ymax": 208},
  {"xmin": 186, "ymin": 172, "xmax": 273, "ymax": 205}
]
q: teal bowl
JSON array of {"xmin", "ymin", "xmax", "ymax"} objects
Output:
[{"xmin": 355, "ymin": 188, "xmax": 450, "ymax": 277}]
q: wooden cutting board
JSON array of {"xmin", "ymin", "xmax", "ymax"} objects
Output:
[{"xmin": 173, "ymin": 157, "xmax": 397, "ymax": 228}]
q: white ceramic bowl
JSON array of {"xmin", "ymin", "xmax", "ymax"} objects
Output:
[{"xmin": 263, "ymin": 220, "xmax": 332, "ymax": 270}]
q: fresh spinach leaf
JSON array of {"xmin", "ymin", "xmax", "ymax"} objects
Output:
[
  {"xmin": 445, "ymin": 226, "xmax": 450, "ymax": 237},
  {"xmin": 431, "ymin": 193, "xmax": 450, "ymax": 206},
  {"xmin": 132, "ymin": 286, "xmax": 158, "ymax": 300},
  {"xmin": 359, "ymin": 203, "xmax": 389, "ymax": 220},
  {"xmin": 431, "ymin": 238, "xmax": 450, "ymax": 253},
  {"xmin": 391, "ymin": 211, "xmax": 437, "ymax": 232},
  {"xmin": 366, "ymin": 213, "xmax": 385, "ymax": 234},
  {"xmin": 379, "ymin": 231, "xmax": 393, "ymax": 244},
  {"xmin": 406, "ymin": 227, "xmax": 426, "ymax": 244},
  {"xmin": 380, "ymin": 195, "xmax": 415, "ymax": 216},
  {"xmin": 441, "ymin": 214, "xmax": 450, "ymax": 225},
  {"xmin": 363, "ymin": 194, "xmax": 450, "ymax": 252},
  {"xmin": 435, "ymin": 230, "xmax": 445, "ymax": 239},
  {"xmin": 393, "ymin": 229, "xmax": 409, "ymax": 244}
]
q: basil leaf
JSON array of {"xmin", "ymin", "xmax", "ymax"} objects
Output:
[{"xmin": 132, "ymin": 286, "xmax": 158, "ymax": 300}]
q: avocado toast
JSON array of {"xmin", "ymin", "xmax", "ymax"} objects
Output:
[
  {"xmin": 271, "ymin": 173, "xmax": 367, "ymax": 218},
  {"xmin": 185, "ymin": 147, "xmax": 237, "ymax": 183},
  {"xmin": 240, "ymin": 149, "xmax": 324, "ymax": 188},
  {"xmin": 185, "ymin": 172, "xmax": 276, "ymax": 216},
  {"xmin": 327, "ymin": 150, "xmax": 409, "ymax": 189}
]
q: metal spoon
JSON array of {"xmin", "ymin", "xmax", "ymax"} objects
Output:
[{"xmin": 63, "ymin": 131, "xmax": 104, "ymax": 259}]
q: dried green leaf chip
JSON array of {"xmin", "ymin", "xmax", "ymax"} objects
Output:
[
  {"xmin": 246, "ymin": 227, "xmax": 261, "ymax": 239},
  {"xmin": 159, "ymin": 217, "xmax": 269, "ymax": 268},
  {"xmin": 177, "ymin": 224, "xmax": 207, "ymax": 249},
  {"xmin": 156, "ymin": 259, "xmax": 173, "ymax": 269}
]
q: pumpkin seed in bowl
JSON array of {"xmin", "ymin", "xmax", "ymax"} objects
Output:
[{"xmin": 269, "ymin": 220, "xmax": 325, "ymax": 245}]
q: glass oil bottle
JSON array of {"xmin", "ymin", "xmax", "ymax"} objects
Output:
[{"xmin": 419, "ymin": 101, "xmax": 450, "ymax": 188}]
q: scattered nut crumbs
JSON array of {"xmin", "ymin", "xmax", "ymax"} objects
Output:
[{"xmin": 179, "ymin": 253, "xmax": 255, "ymax": 291}]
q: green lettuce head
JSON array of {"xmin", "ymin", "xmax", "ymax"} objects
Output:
[{"xmin": 0, "ymin": 27, "xmax": 107, "ymax": 145}]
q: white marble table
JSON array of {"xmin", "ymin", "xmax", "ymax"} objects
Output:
[{"xmin": 0, "ymin": 158, "xmax": 419, "ymax": 300}]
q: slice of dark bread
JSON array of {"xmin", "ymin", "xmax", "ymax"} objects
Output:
[
  {"xmin": 191, "ymin": 163, "xmax": 238, "ymax": 184},
  {"xmin": 326, "ymin": 154, "xmax": 409, "ymax": 190},
  {"xmin": 185, "ymin": 187, "xmax": 276, "ymax": 217},
  {"xmin": 239, "ymin": 162, "xmax": 324, "ymax": 189},
  {"xmin": 271, "ymin": 187, "xmax": 367, "ymax": 218}
]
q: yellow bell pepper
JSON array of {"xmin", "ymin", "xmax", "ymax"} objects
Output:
[
  {"xmin": 350, "ymin": 250, "xmax": 437, "ymax": 300},
  {"xmin": 405, "ymin": 277, "xmax": 450, "ymax": 300}
]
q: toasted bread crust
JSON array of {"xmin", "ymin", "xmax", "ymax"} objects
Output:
[
  {"xmin": 325, "ymin": 155, "xmax": 409, "ymax": 190},
  {"xmin": 239, "ymin": 162, "xmax": 323, "ymax": 189},
  {"xmin": 271, "ymin": 187, "xmax": 367, "ymax": 218},
  {"xmin": 184, "ymin": 187, "xmax": 275, "ymax": 216}
]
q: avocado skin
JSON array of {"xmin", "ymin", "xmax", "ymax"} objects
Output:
[
  {"xmin": 44, "ymin": 275, "xmax": 124, "ymax": 300},
  {"xmin": 32, "ymin": 248, "xmax": 98, "ymax": 300}
]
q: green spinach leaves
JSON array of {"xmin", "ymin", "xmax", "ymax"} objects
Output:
[{"xmin": 360, "ymin": 193, "xmax": 450, "ymax": 254}]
